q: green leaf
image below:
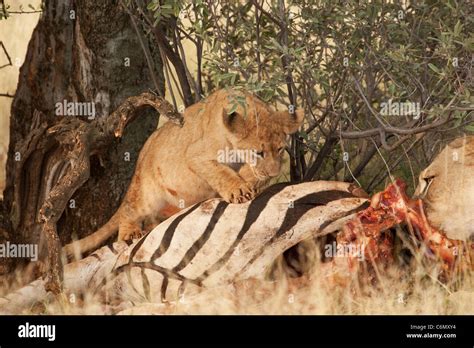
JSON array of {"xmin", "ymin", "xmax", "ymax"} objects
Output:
[
  {"xmin": 227, "ymin": 103, "xmax": 238, "ymax": 115},
  {"xmin": 453, "ymin": 20, "xmax": 462, "ymax": 36},
  {"xmin": 428, "ymin": 63, "xmax": 440, "ymax": 74},
  {"xmin": 147, "ymin": 1, "xmax": 159, "ymax": 11},
  {"xmin": 298, "ymin": 130, "xmax": 309, "ymax": 140},
  {"xmin": 464, "ymin": 123, "xmax": 474, "ymax": 132}
]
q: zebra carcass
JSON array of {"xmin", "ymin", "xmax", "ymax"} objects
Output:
[{"xmin": 0, "ymin": 181, "xmax": 369, "ymax": 313}]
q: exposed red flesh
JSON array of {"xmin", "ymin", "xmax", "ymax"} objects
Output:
[{"xmin": 324, "ymin": 179, "xmax": 473, "ymax": 284}]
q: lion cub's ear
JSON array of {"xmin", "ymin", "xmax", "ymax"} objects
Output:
[
  {"xmin": 222, "ymin": 109, "xmax": 248, "ymax": 138},
  {"xmin": 275, "ymin": 109, "xmax": 304, "ymax": 134}
]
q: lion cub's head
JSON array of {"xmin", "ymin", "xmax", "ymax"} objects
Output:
[{"xmin": 216, "ymin": 89, "xmax": 304, "ymax": 181}]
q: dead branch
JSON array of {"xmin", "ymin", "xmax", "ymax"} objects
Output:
[{"xmin": 10, "ymin": 93, "xmax": 181, "ymax": 294}]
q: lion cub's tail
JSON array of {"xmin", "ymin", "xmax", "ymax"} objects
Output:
[{"xmin": 62, "ymin": 212, "xmax": 121, "ymax": 259}]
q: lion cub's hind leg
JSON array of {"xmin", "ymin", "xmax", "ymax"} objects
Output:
[
  {"xmin": 116, "ymin": 192, "xmax": 170, "ymax": 242},
  {"xmin": 116, "ymin": 201, "xmax": 151, "ymax": 242},
  {"xmin": 118, "ymin": 219, "xmax": 143, "ymax": 242}
]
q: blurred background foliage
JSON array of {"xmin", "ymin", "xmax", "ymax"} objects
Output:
[
  {"xmin": 3, "ymin": 0, "xmax": 473, "ymax": 194},
  {"xmin": 135, "ymin": 0, "xmax": 473, "ymax": 194}
]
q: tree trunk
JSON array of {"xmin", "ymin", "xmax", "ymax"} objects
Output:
[{"xmin": 0, "ymin": 0, "xmax": 164, "ymax": 277}]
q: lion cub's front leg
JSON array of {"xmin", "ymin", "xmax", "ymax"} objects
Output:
[
  {"xmin": 238, "ymin": 163, "xmax": 270, "ymax": 194},
  {"xmin": 190, "ymin": 159, "xmax": 256, "ymax": 203}
]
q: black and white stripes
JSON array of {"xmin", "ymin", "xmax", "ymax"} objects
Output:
[
  {"xmin": 0, "ymin": 181, "xmax": 369, "ymax": 312},
  {"xmin": 98, "ymin": 181, "xmax": 368, "ymax": 304}
]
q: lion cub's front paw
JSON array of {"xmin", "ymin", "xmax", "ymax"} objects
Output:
[{"xmin": 222, "ymin": 182, "xmax": 256, "ymax": 203}]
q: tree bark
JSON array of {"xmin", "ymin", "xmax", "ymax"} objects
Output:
[{"xmin": 0, "ymin": 0, "xmax": 165, "ymax": 278}]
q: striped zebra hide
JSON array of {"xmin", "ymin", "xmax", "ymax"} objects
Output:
[{"xmin": 0, "ymin": 181, "xmax": 369, "ymax": 313}]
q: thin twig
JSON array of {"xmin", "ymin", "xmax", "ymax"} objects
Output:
[
  {"xmin": 121, "ymin": 1, "xmax": 163, "ymax": 96},
  {"xmin": 0, "ymin": 41, "xmax": 12, "ymax": 69},
  {"xmin": 251, "ymin": 0, "xmax": 283, "ymax": 28},
  {"xmin": 7, "ymin": 10, "xmax": 42, "ymax": 14}
]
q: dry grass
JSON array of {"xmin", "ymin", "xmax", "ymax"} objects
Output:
[
  {"xmin": 157, "ymin": 268, "xmax": 474, "ymax": 315},
  {"xmin": 1, "ymin": 240, "xmax": 472, "ymax": 315}
]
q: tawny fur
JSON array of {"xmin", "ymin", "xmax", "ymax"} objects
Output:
[
  {"xmin": 63, "ymin": 89, "xmax": 304, "ymax": 258},
  {"xmin": 415, "ymin": 136, "xmax": 474, "ymax": 241}
]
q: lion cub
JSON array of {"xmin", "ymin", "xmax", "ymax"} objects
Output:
[
  {"xmin": 64, "ymin": 89, "xmax": 304, "ymax": 256},
  {"xmin": 415, "ymin": 136, "xmax": 474, "ymax": 241}
]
